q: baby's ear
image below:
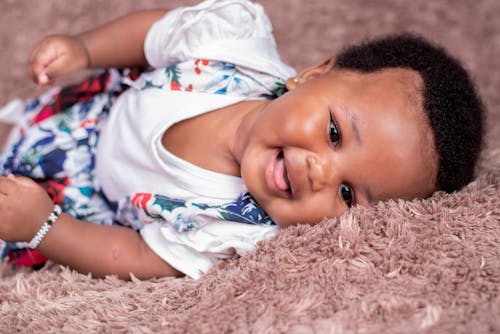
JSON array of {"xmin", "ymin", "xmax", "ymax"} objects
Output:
[{"xmin": 286, "ymin": 57, "xmax": 336, "ymax": 90}]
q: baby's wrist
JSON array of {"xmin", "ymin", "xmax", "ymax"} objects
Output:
[
  {"xmin": 28, "ymin": 204, "xmax": 62, "ymax": 249},
  {"xmin": 75, "ymin": 35, "xmax": 91, "ymax": 69}
]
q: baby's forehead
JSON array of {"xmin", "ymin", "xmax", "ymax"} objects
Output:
[
  {"xmin": 370, "ymin": 67, "xmax": 423, "ymax": 95},
  {"xmin": 350, "ymin": 67, "xmax": 425, "ymax": 117},
  {"xmin": 335, "ymin": 66, "xmax": 423, "ymax": 92},
  {"xmin": 329, "ymin": 67, "xmax": 438, "ymax": 187},
  {"xmin": 388, "ymin": 68, "xmax": 429, "ymax": 121},
  {"xmin": 391, "ymin": 67, "xmax": 424, "ymax": 106},
  {"xmin": 364, "ymin": 68, "xmax": 438, "ymax": 189}
]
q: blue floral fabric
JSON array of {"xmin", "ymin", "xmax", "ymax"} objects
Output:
[{"xmin": 0, "ymin": 60, "xmax": 282, "ymax": 267}]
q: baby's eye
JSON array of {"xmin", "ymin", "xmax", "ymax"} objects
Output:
[
  {"xmin": 340, "ymin": 183, "xmax": 354, "ymax": 208},
  {"xmin": 329, "ymin": 115, "xmax": 341, "ymax": 146}
]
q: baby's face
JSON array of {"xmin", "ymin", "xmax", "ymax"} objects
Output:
[{"xmin": 240, "ymin": 66, "xmax": 438, "ymax": 228}]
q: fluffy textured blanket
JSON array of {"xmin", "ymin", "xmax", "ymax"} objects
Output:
[{"xmin": 0, "ymin": 1, "xmax": 499, "ymax": 333}]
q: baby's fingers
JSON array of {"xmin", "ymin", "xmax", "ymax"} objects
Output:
[
  {"xmin": 28, "ymin": 35, "xmax": 88, "ymax": 87},
  {"xmin": 28, "ymin": 40, "xmax": 59, "ymax": 85}
]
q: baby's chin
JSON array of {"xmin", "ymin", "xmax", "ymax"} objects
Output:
[
  {"xmin": 266, "ymin": 211, "xmax": 326, "ymax": 228},
  {"xmin": 262, "ymin": 208, "xmax": 292, "ymax": 228}
]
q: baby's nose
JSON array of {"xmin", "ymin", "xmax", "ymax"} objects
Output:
[{"xmin": 306, "ymin": 155, "xmax": 333, "ymax": 192}]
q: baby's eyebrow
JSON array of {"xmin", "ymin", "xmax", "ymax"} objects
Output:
[
  {"xmin": 362, "ymin": 183, "xmax": 374, "ymax": 205},
  {"xmin": 340, "ymin": 106, "xmax": 371, "ymax": 203},
  {"xmin": 345, "ymin": 106, "xmax": 362, "ymax": 146}
]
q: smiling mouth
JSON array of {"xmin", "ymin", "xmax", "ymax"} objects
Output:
[{"xmin": 274, "ymin": 150, "xmax": 291, "ymax": 194}]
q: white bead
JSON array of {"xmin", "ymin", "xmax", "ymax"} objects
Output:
[{"xmin": 28, "ymin": 204, "xmax": 62, "ymax": 249}]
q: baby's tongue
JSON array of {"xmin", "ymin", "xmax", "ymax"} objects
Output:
[{"xmin": 274, "ymin": 154, "xmax": 290, "ymax": 191}]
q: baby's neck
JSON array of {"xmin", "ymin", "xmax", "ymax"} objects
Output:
[{"xmin": 161, "ymin": 100, "xmax": 269, "ymax": 176}]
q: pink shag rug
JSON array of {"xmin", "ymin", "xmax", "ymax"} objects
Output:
[{"xmin": 0, "ymin": 1, "xmax": 499, "ymax": 333}]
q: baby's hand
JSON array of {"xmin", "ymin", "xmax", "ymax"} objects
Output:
[
  {"xmin": 0, "ymin": 175, "xmax": 54, "ymax": 243},
  {"xmin": 28, "ymin": 34, "xmax": 90, "ymax": 87}
]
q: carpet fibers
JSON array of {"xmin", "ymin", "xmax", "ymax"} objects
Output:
[{"xmin": 0, "ymin": 1, "xmax": 499, "ymax": 333}]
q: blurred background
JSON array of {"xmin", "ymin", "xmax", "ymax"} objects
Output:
[{"xmin": 1, "ymin": 0, "xmax": 498, "ymax": 148}]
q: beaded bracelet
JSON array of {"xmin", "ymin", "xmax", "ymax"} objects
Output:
[{"xmin": 28, "ymin": 204, "xmax": 62, "ymax": 249}]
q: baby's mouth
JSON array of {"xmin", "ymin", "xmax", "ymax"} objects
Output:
[{"xmin": 274, "ymin": 150, "xmax": 291, "ymax": 193}]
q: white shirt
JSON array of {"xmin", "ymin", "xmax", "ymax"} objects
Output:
[{"xmin": 98, "ymin": 0, "xmax": 296, "ymax": 279}]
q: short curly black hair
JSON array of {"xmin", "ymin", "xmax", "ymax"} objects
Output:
[{"xmin": 335, "ymin": 33, "xmax": 485, "ymax": 193}]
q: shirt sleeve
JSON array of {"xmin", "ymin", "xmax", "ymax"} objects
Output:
[
  {"xmin": 140, "ymin": 218, "xmax": 279, "ymax": 279},
  {"xmin": 144, "ymin": 0, "xmax": 295, "ymax": 80}
]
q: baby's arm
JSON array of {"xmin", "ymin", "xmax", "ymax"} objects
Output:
[
  {"xmin": 0, "ymin": 175, "xmax": 182, "ymax": 279},
  {"xmin": 38, "ymin": 212, "xmax": 182, "ymax": 280},
  {"xmin": 29, "ymin": 9, "xmax": 168, "ymax": 86}
]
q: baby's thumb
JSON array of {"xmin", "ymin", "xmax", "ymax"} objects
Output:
[
  {"xmin": 29, "ymin": 51, "xmax": 65, "ymax": 86},
  {"xmin": 36, "ymin": 59, "xmax": 75, "ymax": 87},
  {"xmin": 35, "ymin": 59, "xmax": 68, "ymax": 86},
  {"xmin": 29, "ymin": 47, "xmax": 54, "ymax": 84}
]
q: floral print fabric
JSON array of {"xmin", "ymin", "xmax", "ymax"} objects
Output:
[{"xmin": 1, "ymin": 59, "xmax": 283, "ymax": 267}]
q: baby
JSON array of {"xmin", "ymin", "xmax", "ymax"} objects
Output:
[{"xmin": 0, "ymin": 0, "xmax": 484, "ymax": 279}]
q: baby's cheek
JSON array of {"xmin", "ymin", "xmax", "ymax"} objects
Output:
[
  {"xmin": 269, "ymin": 198, "xmax": 341, "ymax": 228},
  {"xmin": 262, "ymin": 201, "xmax": 296, "ymax": 228}
]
